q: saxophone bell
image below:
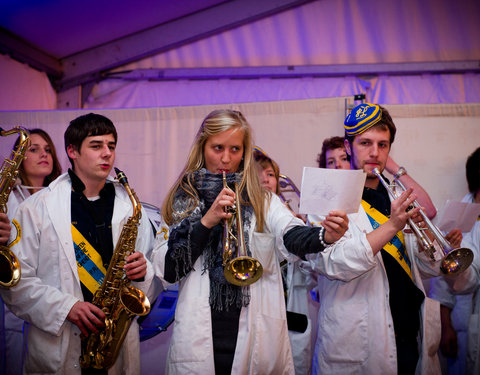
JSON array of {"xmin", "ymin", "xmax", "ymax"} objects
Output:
[
  {"xmin": 0, "ymin": 249, "xmax": 21, "ymax": 288},
  {"xmin": 120, "ymin": 285, "xmax": 151, "ymax": 316}
]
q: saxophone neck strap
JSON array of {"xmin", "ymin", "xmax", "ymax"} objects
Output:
[{"xmin": 361, "ymin": 200, "xmax": 413, "ymax": 280}]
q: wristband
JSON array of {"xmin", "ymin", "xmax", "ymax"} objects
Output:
[{"xmin": 319, "ymin": 226, "xmax": 329, "ymax": 247}]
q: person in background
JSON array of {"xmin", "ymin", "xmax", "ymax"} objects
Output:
[
  {"xmin": 254, "ymin": 146, "xmax": 280, "ymax": 194},
  {"xmin": 1, "ymin": 128, "xmax": 62, "ymax": 375},
  {"xmin": 317, "ymin": 136, "xmax": 351, "ymax": 170},
  {"xmin": 8, "ymin": 129, "xmax": 62, "ymax": 208},
  {"xmin": 0, "ymin": 113, "xmax": 156, "ymax": 375},
  {"xmin": 153, "ymin": 109, "xmax": 348, "ymax": 374},
  {"xmin": 429, "ymin": 146, "xmax": 480, "ymax": 375},
  {"xmin": 253, "ymin": 146, "xmax": 317, "ymax": 375},
  {"xmin": 309, "ymin": 103, "xmax": 443, "ymax": 374}
]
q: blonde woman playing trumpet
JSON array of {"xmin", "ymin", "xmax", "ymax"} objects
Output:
[{"xmin": 153, "ymin": 109, "xmax": 349, "ymax": 375}]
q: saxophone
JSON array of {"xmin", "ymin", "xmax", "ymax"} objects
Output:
[
  {"xmin": 0, "ymin": 126, "xmax": 30, "ymax": 288},
  {"xmin": 80, "ymin": 167, "xmax": 151, "ymax": 369}
]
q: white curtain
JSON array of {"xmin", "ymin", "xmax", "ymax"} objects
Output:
[
  {"xmin": 0, "ymin": 55, "xmax": 57, "ymax": 111},
  {"xmin": 110, "ymin": 0, "xmax": 479, "ymax": 70},
  {"xmin": 1, "ymin": 98, "xmax": 479, "ymax": 213},
  {"xmin": 82, "ymin": 0, "xmax": 480, "ymax": 108}
]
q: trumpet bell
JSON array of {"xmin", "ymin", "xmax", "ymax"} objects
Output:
[
  {"xmin": 224, "ymin": 256, "xmax": 263, "ymax": 286},
  {"xmin": 440, "ymin": 247, "xmax": 474, "ymax": 276},
  {"xmin": 0, "ymin": 246, "xmax": 21, "ymax": 288}
]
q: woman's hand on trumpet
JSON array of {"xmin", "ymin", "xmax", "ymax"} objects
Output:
[{"xmin": 201, "ymin": 187, "xmax": 235, "ymax": 229}]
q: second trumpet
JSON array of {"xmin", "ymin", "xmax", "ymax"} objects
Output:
[{"xmin": 372, "ymin": 168, "xmax": 473, "ymax": 276}]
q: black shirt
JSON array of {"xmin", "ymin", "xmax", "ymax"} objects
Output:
[{"xmin": 69, "ymin": 169, "xmax": 115, "ymax": 303}]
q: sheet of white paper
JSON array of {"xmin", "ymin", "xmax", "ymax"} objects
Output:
[
  {"xmin": 299, "ymin": 167, "xmax": 366, "ymax": 215},
  {"xmin": 435, "ymin": 200, "xmax": 480, "ymax": 233}
]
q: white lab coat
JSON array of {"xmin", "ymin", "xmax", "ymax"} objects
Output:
[
  {"xmin": 284, "ymin": 259, "xmax": 318, "ymax": 375},
  {"xmin": 1, "ymin": 173, "xmax": 157, "ymax": 375},
  {"xmin": 307, "ymin": 205, "xmax": 442, "ymax": 375},
  {"xmin": 6, "ymin": 183, "xmax": 30, "ymax": 216},
  {"xmin": 153, "ymin": 194, "xmax": 303, "ymax": 375},
  {"xmin": 430, "ymin": 192, "xmax": 480, "ymax": 375}
]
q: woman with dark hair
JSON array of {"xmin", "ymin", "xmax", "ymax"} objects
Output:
[
  {"xmin": 3, "ymin": 128, "xmax": 62, "ymax": 375},
  {"xmin": 9, "ymin": 128, "xmax": 62, "ymax": 205}
]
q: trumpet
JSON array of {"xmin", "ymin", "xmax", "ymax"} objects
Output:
[
  {"xmin": 278, "ymin": 174, "xmax": 301, "ymax": 213},
  {"xmin": 222, "ymin": 172, "xmax": 263, "ymax": 286},
  {"xmin": 372, "ymin": 168, "xmax": 473, "ymax": 276}
]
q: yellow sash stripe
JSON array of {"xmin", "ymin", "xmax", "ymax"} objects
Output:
[
  {"xmin": 8, "ymin": 219, "xmax": 21, "ymax": 248},
  {"xmin": 71, "ymin": 224, "xmax": 107, "ymax": 294},
  {"xmin": 361, "ymin": 200, "xmax": 413, "ymax": 280}
]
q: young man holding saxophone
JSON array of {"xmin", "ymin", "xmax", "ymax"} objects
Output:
[{"xmin": 1, "ymin": 113, "xmax": 157, "ymax": 375}]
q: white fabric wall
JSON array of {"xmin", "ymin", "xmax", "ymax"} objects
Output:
[
  {"xmin": 1, "ymin": 98, "xmax": 479, "ymax": 216},
  {"xmin": 0, "ymin": 54, "xmax": 57, "ymax": 111},
  {"xmin": 85, "ymin": 73, "xmax": 480, "ymax": 109}
]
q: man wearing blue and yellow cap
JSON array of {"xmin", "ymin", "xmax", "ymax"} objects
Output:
[{"xmin": 309, "ymin": 103, "xmax": 442, "ymax": 375}]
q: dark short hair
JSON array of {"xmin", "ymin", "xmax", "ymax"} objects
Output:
[
  {"xmin": 317, "ymin": 136, "xmax": 348, "ymax": 168},
  {"xmin": 64, "ymin": 113, "xmax": 117, "ymax": 167},
  {"xmin": 466, "ymin": 147, "xmax": 480, "ymax": 193},
  {"xmin": 345, "ymin": 105, "xmax": 396, "ymax": 145}
]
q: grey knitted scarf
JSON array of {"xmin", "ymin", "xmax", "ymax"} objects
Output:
[{"xmin": 169, "ymin": 168, "xmax": 254, "ymax": 311}]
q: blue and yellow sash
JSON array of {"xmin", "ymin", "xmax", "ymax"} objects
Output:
[
  {"xmin": 361, "ymin": 200, "xmax": 412, "ymax": 280},
  {"xmin": 72, "ymin": 224, "xmax": 107, "ymax": 294}
]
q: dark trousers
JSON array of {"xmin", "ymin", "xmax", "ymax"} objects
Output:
[
  {"xmin": 396, "ymin": 336, "xmax": 420, "ymax": 375},
  {"xmin": 211, "ymin": 306, "xmax": 241, "ymax": 375}
]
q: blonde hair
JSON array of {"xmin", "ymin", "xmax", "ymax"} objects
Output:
[{"xmin": 162, "ymin": 109, "xmax": 268, "ymax": 232}]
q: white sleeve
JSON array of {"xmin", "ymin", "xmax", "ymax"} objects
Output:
[
  {"xmin": 1, "ymin": 197, "xmax": 78, "ymax": 336},
  {"xmin": 305, "ymin": 213, "xmax": 377, "ymax": 282}
]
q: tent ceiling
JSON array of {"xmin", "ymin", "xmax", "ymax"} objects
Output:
[
  {"xmin": 0, "ymin": 0, "xmax": 314, "ymax": 91},
  {"xmin": 1, "ymin": 0, "xmax": 479, "ymax": 96}
]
